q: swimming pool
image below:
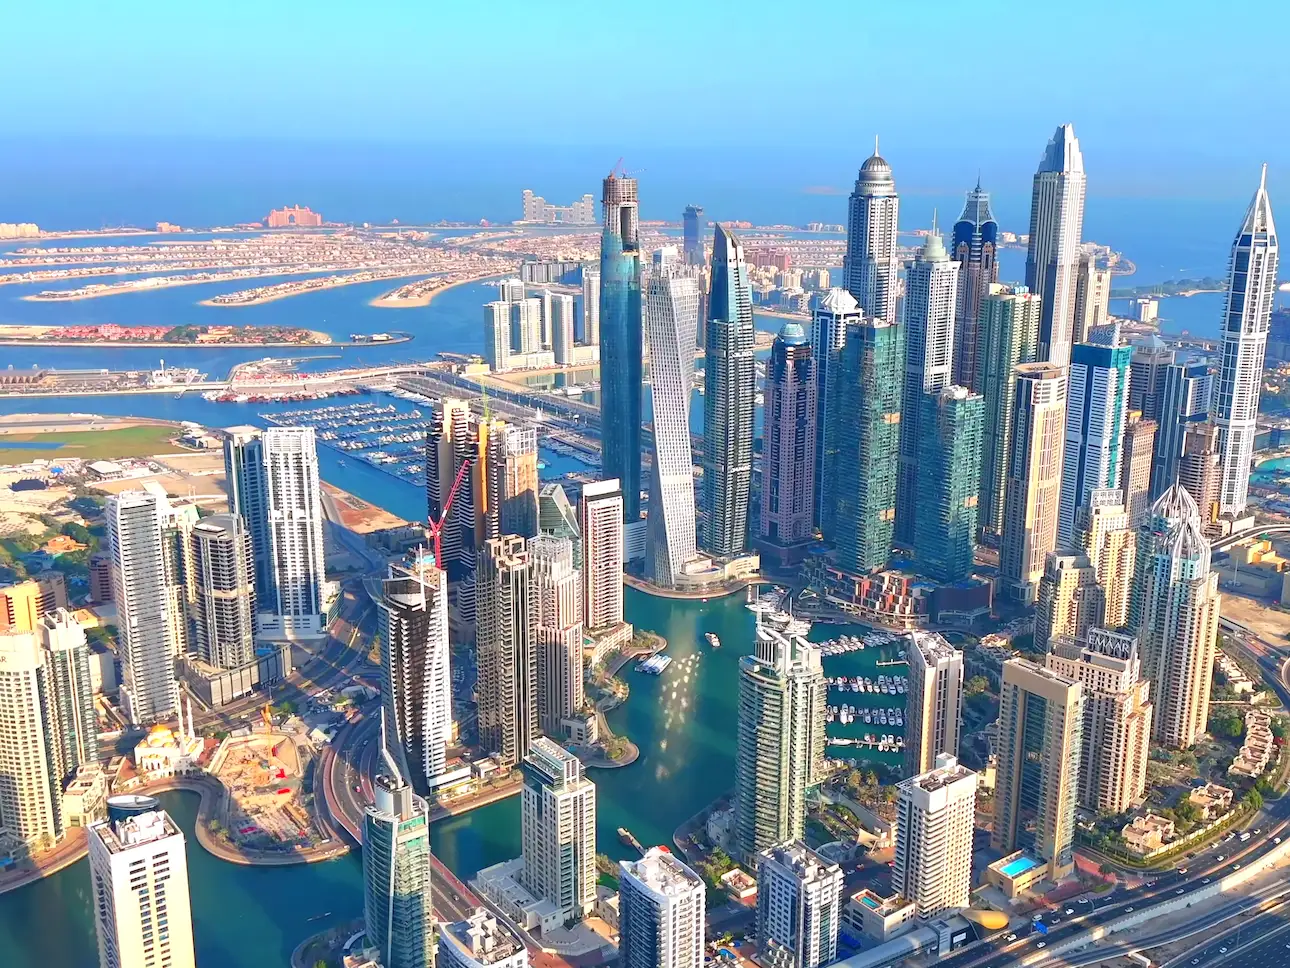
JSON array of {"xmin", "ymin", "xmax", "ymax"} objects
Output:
[
  {"xmin": 860, "ymin": 894, "xmax": 881, "ymax": 910},
  {"xmin": 999, "ymin": 854, "xmax": 1042, "ymax": 878}
]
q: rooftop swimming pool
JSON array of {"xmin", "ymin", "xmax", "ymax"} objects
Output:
[{"xmin": 999, "ymin": 854, "xmax": 1042, "ymax": 878}]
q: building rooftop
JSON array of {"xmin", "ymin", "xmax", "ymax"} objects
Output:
[
  {"xmin": 758, "ymin": 840, "xmax": 841, "ymax": 882},
  {"xmin": 906, "ymin": 757, "xmax": 976, "ymax": 794},
  {"xmin": 439, "ymin": 908, "xmax": 524, "ymax": 965},
  {"xmin": 906, "ymin": 630, "xmax": 958, "ymax": 665},
  {"xmin": 95, "ymin": 809, "xmax": 180, "ymax": 854},
  {"xmin": 622, "ymin": 846, "xmax": 704, "ymax": 897}
]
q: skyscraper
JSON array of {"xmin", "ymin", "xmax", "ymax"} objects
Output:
[
  {"xmin": 581, "ymin": 267, "xmax": 600, "ymax": 345},
  {"xmin": 551, "ymin": 292, "xmax": 576, "ymax": 365},
  {"xmin": 223, "ymin": 425, "xmax": 272, "ymax": 601},
  {"xmin": 1000, "ymin": 363, "xmax": 1067, "ymax": 603},
  {"xmin": 1149, "ymin": 358, "xmax": 1211, "ymax": 501},
  {"xmin": 758, "ymin": 322, "xmax": 817, "ymax": 561},
  {"xmin": 190, "ymin": 513, "xmax": 257, "ymax": 670},
  {"xmin": 484, "ymin": 300, "xmax": 512, "ymax": 370},
  {"xmin": 735, "ymin": 621, "xmax": 826, "ymax": 865},
  {"xmin": 1072, "ymin": 253, "xmax": 1112, "ymax": 344},
  {"xmin": 951, "ymin": 181, "xmax": 999, "ymax": 390},
  {"xmin": 702, "ymin": 224, "xmax": 756, "ymax": 558},
  {"xmin": 380, "ymin": 563, "xmax": 452, "ymax": 794},
  {"xmin": 843, "ymin": 142, "xmax": 900, "ymax": 322},
  {"xmin": 682, "ymin": 204, "xmax": 704, "ymax": 266},
  {"xmin": 1129, "ymin": 335, "xmax": 1173, "ymax": 422},
  {"xmin": 1120, "ymin": 410, "xmax": 1158, "ymax": 529},
  {"xmin": 1179, "ymin": 421, "xmax": 1222, "ymax": 532},
  {"xmin": 1075, "ymin": 489, "xmax": 1136, "ymax": 629},
  {"xmin": 39, "ymin": 608, "xmax": 98, "ymax": 778},
  {"xmin": 894, "ymin": 755, "xmax": 978, "ymax": 920},
  {"xmin": 977, "ymin": 285, "xmax": 1042, "ymax": 542},
  {"xmin": 1215, "ymin": 166, "xmax": 1278, "ymax": 516},
  {"xmin": 755, "ymin": 842, "xmax": 843, "ymax": 968},
  {"xmin": 811, "ymin": 288, "xmax": 862, "ymax": 529},
  {"xmin": 530, "ymin": 535, "xmax": 584, "ymax": 735},
  {"xmin": 992, "ymin": 659, "xmax": 1083, "ymax": 884},
  {"xmin": 1034, "ymin": 551, "xmax": 1104, "ymax": 653},
  {"xmin": 363, "ymin": 757, "xmax": 435, "ymax": 968},
  {"xmin": 915, "ymin": 386, "xmax": 983, "ymax": 583},
  {"xmin": 825, "ymin": 317, "xmax": 902, "ymax": 573},
  {"xmin": 1047, "ymin": 629, "xmax": 1152, "ymax": 814},
  {"xmin": 897, "ymin": 230, "xmax": 960, "ymax": 545},
  {"xmin": 644, "ymin": 255, "xmax": 701, "ymax": 586},
  {"xmin": 107, "ymin": 491, "xmax": 187, "ymax": 723},
  {"xmin": 1128, "ymin": 485, "xmax": 1220, "ymax": 749},
  {"xmin": 0, "ymin": 630, "xmax": 64, "ymax": 848},
  {"xmin": 538, "ymin": 483, "xmax": 581, "ymax": 566},
  {"xmin": 619, "ymin": 847, "xmax": 706, "ymax": 968},
  {"xmin": 510, "ymin": 297, "xmax": 543, "ymax": 355},
  {"xmin": 261, "ymin": 427, "xmax": 327, "ymax": 637},
  {"xmin": 426, "ymin": 398, "xmax": 478, "ymax": 582},
  {"xmin": 579, "ymin": 480, "xmax": 624, "ymax": 632},
  {"xmin": 0, "ymin": 575, "xmax": 67, "ymax": 633},
  {"xmin": 1058, "ymin": 330, "xmax": 1132, "ymax": 545},
  {"xmin": 599, "ymin": 172, "xmax": 643, "ymax": 522},
  {"xmin": 473, "ymin": 419, "xmax": 540, "ymax": 548},
  {"xmin": 520, "ymin": 737, "xmax": 597, "ymax": 921},
  {"xmin": 89, "ymin": 797, "xmax": 196, "ymax": 968},
  {"xmin": 476, "ymin": 535, "xmax": 537, "ymax": 766},
  {"xmin": 903, "ymin": 631, "xmax": 964, "ymax": 777},
  {"xmin": 1026, "ymin": 124, "xmax": 1086, "ymax": 367}
]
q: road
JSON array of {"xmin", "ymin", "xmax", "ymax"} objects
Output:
[
  {"xmin": 1197, "ymin": 906, "xmax": 1290, "ymax": 968},
  {"xmin": 940, "ymin": 797, "xmax": 1290, "ymax": 968}
]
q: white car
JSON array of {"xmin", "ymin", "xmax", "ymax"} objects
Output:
[
  {"xmin": 1036, "ymin": 942, "xmax": 1046, "ymax": 949},
  {"xmin": 1065, "ymin": 908, "xmax": 1074, "ymax": 915}
]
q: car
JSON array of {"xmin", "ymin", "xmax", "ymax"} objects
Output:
[
  {"xmin": 1178, "ymin": 867, "xmax": 1188, "ymax": 874},
  {"xmin": 1032, "ymin": 914, "xmax": 1044, "ymax": 921},
  {"xmin": 1051, "ymin": 918, "xmax": 1061, "ymax": 925},
  {"xmin": 1005, "ymin": 934, "xmax": 1017, "ymax": 942},
  {"xmin": 1216, "ymin": 855, "xmax": 1225, "ymax": 862},
  {"xmin": 1234, "ymin": 863, "xmax": 1242, "ymax": 870},
  {"xmin": 1192, "ymin": 959, "xmax": 1200, "ymax": 965},
  {"xmin": 1202, "ymin": 878, "xmax": 1211, "ymax": 884},
  {"xmin": 1285, "ymin": 943, "xmax": 1290, "ymax": 950},
  {"xmin": 1277, "ymin": 837, "xmax": 1283, "ymax": 845},
  {"xmin": 1220, "ymin": 947, "xmax": 1228, "ymax": 954},
  {"xmin": 1065, "ymin": 908, "xmax": 1074, "ymax": 915},
  {"xmin": 1125, "ymin": 906, "xmax": 1135, "ymax": 913},
  {"xmin": 1177, "ymin": 888, "xmax": 1186, "ymax": 894},
  {"xmin": 1036, "ymin": 942, "xmax": 1046, "ymax": 949}
]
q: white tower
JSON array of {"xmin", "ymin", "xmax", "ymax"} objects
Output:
[
  {"xmin": 1026, "ymin": 124, "xmax": 1086, "ymax": 367},
  {"xmin": 261, "ymin": 427, "xmax": 327, "ymax": 638}
]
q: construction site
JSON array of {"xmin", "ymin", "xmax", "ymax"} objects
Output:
[{"xmin": 208, "ymin": 719, "xmax": 324, "ymax": 852}]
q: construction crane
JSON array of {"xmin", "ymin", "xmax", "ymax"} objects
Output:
[{"xmin": 427, "ymin": 457, "xmax": 472, "ymax": 571}]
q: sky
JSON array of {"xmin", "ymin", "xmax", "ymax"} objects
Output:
[{"xmin": 2, "ymin": 0, "xmax": 1288, "ymax": 224}]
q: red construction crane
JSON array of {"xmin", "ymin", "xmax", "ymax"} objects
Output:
[{"xmin": 427, "ymin": 458, "xmax": 471, "ymax": 571}]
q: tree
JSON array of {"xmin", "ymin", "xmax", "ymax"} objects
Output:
[
  {"xmin": 1247, "ymin": 788, "xmax": 1264, "ymax": 811},
  {"xmin": 965, "ymin": 676, "xmax": 991, "ymax": 696}
]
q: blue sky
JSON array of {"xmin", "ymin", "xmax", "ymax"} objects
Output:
[{"xmin": 3, "ymin": 0, "xmax": 1288, "ymax": 203}]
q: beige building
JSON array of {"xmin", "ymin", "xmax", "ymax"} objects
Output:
[
  {"xmin": 992, "ymin": 659, "xmax": 1083, "ymax": 885},
  {"xmin": 1034, "ymin": 551, "xmax": 1103, "ymax": 653},
  {"xmin": 1120, "ymin": 411, "xmax": 1157, "ymax": 528},
  {"xmin": 893, "ymin": 755, "xmax": 978, "ymax": 920},
  {"xmin": 1075, "ymin": 488, "xmax": 1136, "ymax": 628},
  {"xmin": 0, "ymin": 630, "xmax": 65, "ymax": 850},
  {"xmin": 579, "ymin": 480, "xmax": 625, "ymax": 632},
  {"xmin": 1000, "ymin": 363, "xmax": 1067, "ymax": 603},
  {"xmin": 1129, "ymin": 485, "xmax": 1219, "ymax": 749},
  {"xmin": 1073, "ymin": 253, "xmax": 1112, "ymax": 343},
  {"xmin": 1179, "ymin": 422, "xmax": 1222, "ymax": 537},
  {"xmin": 903, "ymin": 631, "xmax": 963, "ymax": 777},
  {"xmin": 1047, "ymin": 629, "xmax": 1152, "ymax": 814},
  {"xmin": 0, "ymin": 574, "xmax": 68, "ymax": 632}
]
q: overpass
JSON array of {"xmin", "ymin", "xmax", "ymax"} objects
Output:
[{"xmin": 1211, "ymin": 523, "xmax": 1290, "ymax": 552}]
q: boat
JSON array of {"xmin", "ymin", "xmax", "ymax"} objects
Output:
[
  {"xmin": 706, "ymin": 632, "xmax": 721, "ymax": 649},
  {"xmin": 618, "ymin": 827, "xmax": 644, "ymax": 853}
]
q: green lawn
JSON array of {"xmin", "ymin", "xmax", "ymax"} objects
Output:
[{"xmin": 0, "ymin": 425, "xmax": 180, "ymax": 464}]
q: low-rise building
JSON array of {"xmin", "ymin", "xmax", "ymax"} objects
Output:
[
  {"xmin": 1231, "ymin": 710, "xmax": 1276, "ymax": 778},
  {"xmin": 841, "ymin": 889, "xmax": 917, "ymax": 943},
  {"xmin": 437, "ymin": 908, "xmax": 528, "ymax": 968},
  {"xmin": 1189, "ymin": 782, "xmax": 1235, "ymax": 820},
  {"xmin": 1121, "ymin": 814, "xmax": 1176, "ymax": 855},
  {"xmin": 61, "ymin": 765, "xmax": 110, "ymax": 828}
]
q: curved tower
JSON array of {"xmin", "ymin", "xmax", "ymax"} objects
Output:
[
  {"xmin": 951, "ymin": 181, "xmax": 999, "ymax": 391},
  {"xmin": 843, "ymin": 141, "xmax": 900, "ymax": 322},
  {"xmin": 1215, "ymin": 165, "xmax": 1278, "ymax": 515},
  {"xmin": 1026, "ymin": 124, "xmax": 1086, "ymax": 367}
]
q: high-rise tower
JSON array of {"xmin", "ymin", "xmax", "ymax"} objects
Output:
[
  {"xmin": 1073, "ymin": 253, "xmax": 1112, "ymax": 344},
  {"xmin": 39, "ymin": 608, "xmax": 98, "ymax": 778},
  {"xmin": 977, "ymin": 285, "xmax": 1042, "ymax": 542},
  {"xmin": 1000, "ymin": 363, "xmax": 1067, "ymax": 603},
  {"xmin": 223, "ymin": 425, "xmax": 272, "ymax": 601},
  {"xmin": 897, "ymin": 229, "xmax": 960, "ymax": 545},
  {"xmin": 190, "ymin": 513, "xmax": 257, "ymax": 670},
  {"xmin": 520, "ymin": 737, "xmax": 597, "ymax": 921},
  {"xmin": 951, "ymin": 181, "xmax": 999, "ymax": 390},
  {"xmin": 644, "ymin": 255, "xmax": 701, "ymax": 586},
  {"xmin": 682, "ymin": 204, "xmax": 704, "ymax": 266},
  {"xmin": 530, "ymin": 534, "xmax": 584, "ymax": 735},
  {"xmin": 599, "ymin": 172, "xmax": 643, "ymax": 521},
  {"xmin": 915, "ymin": 386, "xmax": 983, "ymax": 583},
  {"xmin": 759, "ymin": 322, "xmax": 817, "ymax": 562},
  {"xmin": 261, "ymin": 427, "xmax": 327, "ymax": 637},
  {"xmin": 702, "ymin": 224, "xmax": 756, "ymax": 558},
  {"xmin": 380, "ymin": 563, "xmax": 452, "ymax": 794},
  {"xmin": 89, "ymin": 797, "xmax": 196, "ymax": 968},
  {"xmin": 735, "ymin": 622, "xmax": 826, "ymax": 866},
  {"xmin": 824, "ymin": 317, "xmax": 903, "ymax": 572},
  {"xmin": 619, "ymin": 847, "xmax": 706, "ymax": 968},
  {"xmin": 579, "ymin": 480, "xmax": 624, "ymax": 632},
  {"xmin": 1149, "ymin": 357, "xmax": 1211, "ymax": 500},
  {"xmin": 1075, "ymin": 489, "xmax": 1136, "ymax": 629},
  {"xmin": 903, "ymin": 631, "xmax": 964, "ymax": 777},
  {"xmin": 476, "ymin": 535, "xmax": 537, "ymax": 766},
  {"xmin": 810, "ymin": 288, "xmax": 862, "ymax": 529},
  {"xmin": 1215, "ymin": 166, "xmax": 1279, "ymax": 515},
  {"xmin": 1058, "ymin": 330, "xmax": 1132, "ymax": 545},
  {"xmin": 1026, "ymin": 124, "xmax": 1086, "ymax": 367},
  {"xmin": 1120, "ymin": 410, "xmax": 1157, "ymax": 529},
  {"xmin": 1128, "ymin": 485, "xmax": 1220, "ymax": 749},
  {"xmin": 844, "ymin": 141, "xmax": 900, "ymax": 322},
  {"xmin": 0, "ymin": 630, "xmax": 64, "ymax": 849},
  {"xmin": 1034, "ymin": 551, "xmax": 1104, "ymax": 653},
  {"xmin": 755, "ymin": 842, "xmax": 843, "ymax": 968},
  {"xmin": 894, "ymin": 755, "xmax": 978, "ymax": 921}
]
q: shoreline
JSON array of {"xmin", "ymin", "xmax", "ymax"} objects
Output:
[
  {"xmin": 199, "ymin": 270, "xmax": 439, "ymax": 307},
  {"xmin": 368, "ymin": 271, "xmax": 504, "ymax": 308},
  {"xmin": 0, "ymin": 333, "xmax": 409, "ymax": 351},
  {"xmin": 623, "ymin": 572, "xmax": 761, "ymax": 600},
  {"xmin": 19, "ymin": 265, "xmax": 340, "ymax": 302}
]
